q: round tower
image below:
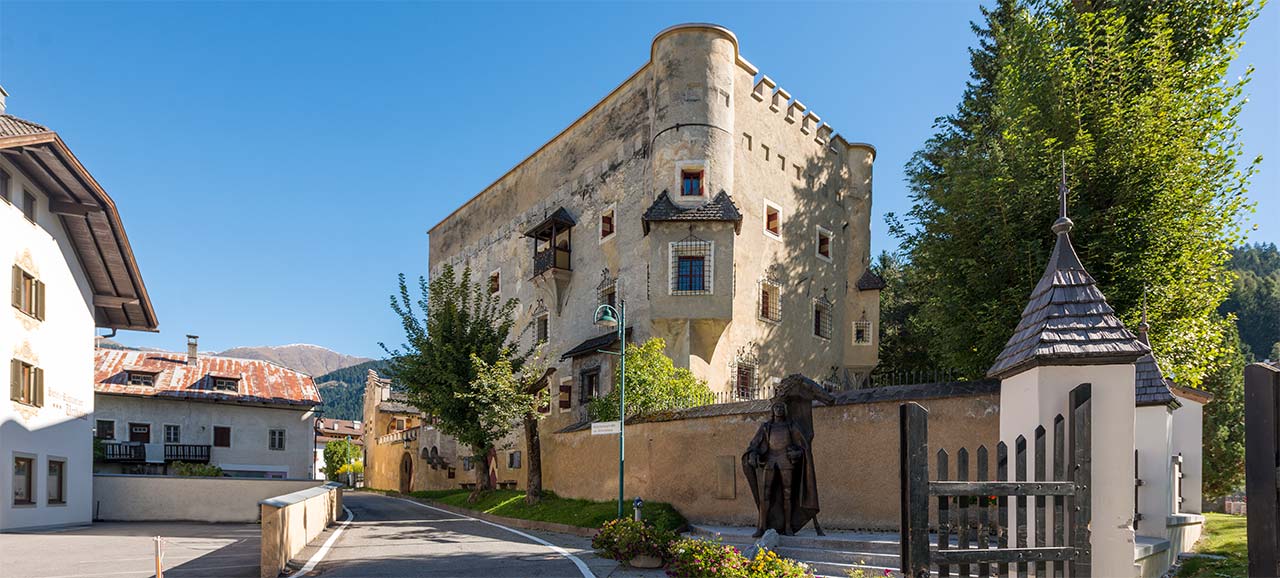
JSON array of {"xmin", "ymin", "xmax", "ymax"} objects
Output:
[{"xmin": 649, "ymin": 24, "xmax": 738, "ymax": 201}]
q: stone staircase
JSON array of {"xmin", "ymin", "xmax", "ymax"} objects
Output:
[{"xmin": 687, "ymin": 524, "xmax": 905, "ymax": 577}]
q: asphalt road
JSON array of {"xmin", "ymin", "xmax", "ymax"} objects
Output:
[{"xmin": 297, "ymin": 492, "xmax": 602, "ymax": 578}]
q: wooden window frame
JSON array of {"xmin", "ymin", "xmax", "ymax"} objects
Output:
[
  {"xmin": 758, "ymin": 279, "xmax": 782, "ymax": 323},
  {"xmin": 22, "ymin": 191, "xmax": 36, "ymax": 223},
  {"xmin": 126, "ymin": 371, "xmax": 156, "ymax": 387},
  {"xmin": 599, "ymin": 204, "xmax": 616, "ymax": 243},
  {"xmin": 763, "ymin": 200, "xmax": 782, "ymax": 240},
  {"xmin": 9, "ymin": 359, "xmax": 43, "ymax": 407},
  {"xmin": 212, "ymin": 377, "xmax": 239, "ymax": 392},
  {"xmin": 680, "ymin": 169, "xmax": 704, "ymax": 197},
  {"xmin": 164, "ymin": 424, "xmax": 181, "ymax": 444},
  {"xmin": 95, "ymin": 419, "xmax": 116, "ymax": 440},
  {"xmin": 11, "ymin": 265, "xmax": 45, "ymax": 321},
  {"xmin": 579, "ymin": 367, "xmax": 601, "ymax": 403}
]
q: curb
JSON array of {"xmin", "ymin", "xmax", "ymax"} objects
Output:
[{"xmin": 374, "ymin": 491, "xmax": 598, "ymax": 538}]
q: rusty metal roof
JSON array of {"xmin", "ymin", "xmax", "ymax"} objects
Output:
[{"xmin": 94, "ymin": 348, "xmax": 321, "ymax": 407}]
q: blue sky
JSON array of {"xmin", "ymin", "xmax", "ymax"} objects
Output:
[{"xmin": 1, "ymin": 2, "xmax": 1275, "ymax": 359}]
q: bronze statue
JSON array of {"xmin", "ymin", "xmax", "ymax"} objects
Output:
[{"xmin": 742, "ymin": 374, "xmax": 834, "ymax": 537}]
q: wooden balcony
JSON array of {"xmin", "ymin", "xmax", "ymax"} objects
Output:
[
  {"xmin": 101, "ymin": 442, "xmax": 146, "ymax": 462},
  {"xmin": 533, "ymin": 247, "xmax": 571, "ymax": 276},
  {"xmin": 165, "ymin": 444, "xmax": 211, "ymax": 463}
]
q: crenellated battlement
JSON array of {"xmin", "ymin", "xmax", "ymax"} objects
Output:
[{"xmin": 749, "ymin": 73, "xmax": 866, "ymax": 160}]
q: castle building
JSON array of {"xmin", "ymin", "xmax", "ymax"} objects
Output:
[{"xmin": 428, "ymin": 23, "xmax": 882, "ymax": 428}]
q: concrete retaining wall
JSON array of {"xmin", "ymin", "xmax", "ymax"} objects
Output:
[
  {"xmin": 92, "ymin": 474, "xmax": 321, "ymax": 523},
  {"xmin": 260, "ymin": 482, "xmax": 343, "ymax": 578}
]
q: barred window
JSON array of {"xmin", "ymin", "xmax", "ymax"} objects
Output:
[
  {"xmin": 853, "ymin": 320, "xmax": 874, "ymax": 345},
  {"xmin": 536, "ymin": 314, "xmax": 549, "ymax": 344},
  {"xmin": 758, "ymin": 279, "xmax": 781, "ymax": 323},
  {"xmin": 670, "ymin": 236, "xmax": 713, "ymax": 295},
  {"xmin": 735, "ymin": 362, "xmax": 757, "ymax": 399},
  {"xmin": 813, "ymin": 295, "xmax": 833, "ymax": 340},
  {"xmin": 597, "ymin": 270, "xmax": 617, "ymax": 308}
]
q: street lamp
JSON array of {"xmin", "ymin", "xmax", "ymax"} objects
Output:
[{"xmin": 594, "ymin": 298, "xmax": 627, "ymax": 519}]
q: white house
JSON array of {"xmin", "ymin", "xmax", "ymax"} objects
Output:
[
  {"xmin": 93, "ymin": 339, "xmax": 321, "ymax": 479},
  {"xmin": 1, "ymin": 88, "xmax": 160, "ymax": 532}
]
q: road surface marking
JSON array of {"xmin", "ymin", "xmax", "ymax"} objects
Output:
[
  {"xmin": 389, "ymin": 495, "xmax": 594, "ymax": 578},
  {"xmin": 287, "ymin": 505, "xmax": 354, "ymax": 578}
]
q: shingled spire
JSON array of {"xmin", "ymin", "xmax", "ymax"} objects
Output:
[
  {"xmin": 987, "ymin": 160, "xmax": 1150, "ymax": 379},
  {"xmin": 1134, "ymin": 289, "xmax": 1179, "ymax": 407}
]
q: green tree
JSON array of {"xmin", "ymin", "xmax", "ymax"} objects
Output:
[
  {"xmin": 1202, "ymin": 322, "xmax": 1248, "ymax": 500},
  {"xmin": 467, "ymin": 348, "xmax": 553, "ymax": 504},
  {"xmin": 383, "ymin": 265, "xmax": 524, "ymax": 494},
  {"xmin": 893, "ymin": 0, "xmax": 1261, "ymax": 384},
  {"xmin": 588, "ymin": 338, "xmax": 713, "ymax": 421},
  {"xmin": 872, "ymin": 252, "xmax": 932, "ymax": 374},
  {"xmin": 1219, "ymin": 243, "xmax": 1280, "ymax": 359},
  {"xmin": 322, "ymin": 439, "xmax": 362, "ymax": 480}
]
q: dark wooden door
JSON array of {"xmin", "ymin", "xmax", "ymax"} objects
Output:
[
  {"xmin": 400, "ymin": 452, "xmax": 413, "ymax": 494},
  {"xmin": 1245, "ymin": 362, "xmax": 1280, "ymax": 578},
  {"xmin": 129, "ymin": 423, "xmax": 151, "ymax": 443}
]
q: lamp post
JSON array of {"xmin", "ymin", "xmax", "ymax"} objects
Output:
[{"xmin": 594, "ymin": 298, "xmax": 626, "ymax": 519}]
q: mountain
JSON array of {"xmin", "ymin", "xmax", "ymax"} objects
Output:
[
  {"xmin": 215, "ymin": 344, "xmax": 372, "ymax": 377},
  {"xmin": 315, "ymin": 359, "xmax": 391, "ymax": 421}
]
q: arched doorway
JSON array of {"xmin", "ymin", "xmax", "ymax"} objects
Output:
[{"xmin": 399, "ymin": 452, "xmax": 413, "ymax": 494}]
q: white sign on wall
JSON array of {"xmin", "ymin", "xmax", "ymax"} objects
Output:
[{"xmin": 591, "ymin": 421, "xmax": 621, "ymax": 435}]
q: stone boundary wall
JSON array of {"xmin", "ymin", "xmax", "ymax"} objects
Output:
[
  {"xmin": 92, "ymin": 474, "xmax": 322, "ymax": 523},
  {"xmin": 260, "ymin": 482, "xmax": 343, "ymax": 578},
  {"xmin": 542, "ymin": 381, "xmax": 1000, "ymax": 530}
]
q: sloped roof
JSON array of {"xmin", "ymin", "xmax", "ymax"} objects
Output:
[
  {"xmin": 1135, "ymin": 353, "xmax": 1179, "ymax": 408},
  {"xmin": 0, "ymin": 114, "xmax": 50, "ymax": 137},
  {"xmin": 378, "ymin": 392, "xmax": 420, "ymax": 414},
  {"xmin": 987, "ymin": 193, "xmax": 1148, "ymax": 379},
  {"xmin": 523, "ymin": 207, "xmax": 577, "ymax": 238},
  {"xmin": 856, "ymin": 269, "xmax": 886, "ymax": 291},
  {"xmin": 642, "ymin": 190, "xmax": 743, "ymax": 234},
  {"xmin": 560, "ymin": 327, "xmax": 632, "ymax": 361},
  {"xmin": 315, "ymin": 418, "xmax": 363, "ymax": 437},
  {"xmin": 94, "ymin": 348, "xmax": 321, "ymax": 407}
]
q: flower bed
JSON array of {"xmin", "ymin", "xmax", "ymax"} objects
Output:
[{"xmin": 592, "ymin": 519, "xmax": 815, "ymax": 578}]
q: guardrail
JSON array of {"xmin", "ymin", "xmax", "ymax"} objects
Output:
[{"xmin": 259, "ymin": 482, "xmax": 343, "ymax": 578}]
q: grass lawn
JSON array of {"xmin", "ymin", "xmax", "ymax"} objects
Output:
[
  {"xmin": 405, "ymin": 489, "xmax": 687, "ymax": 533},
  {"xmin": 1178, "ymin": 512, "xmax": 1247, "ymax": 578}
]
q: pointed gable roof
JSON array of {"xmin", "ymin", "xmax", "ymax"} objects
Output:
[
  {"xmin": 987, "ymin": 167, "xmax": 1149, "ymax": 379},
  {"xmin": 1133, "ymin": 303, "xmax": 1179, "ymax": 408},
  {"xmin": 642, "ymin": 190, "xmax": 743, "ymax": 234}
]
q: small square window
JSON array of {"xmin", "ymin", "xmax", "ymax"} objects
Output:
[
  {"xmin": 681, "ymin": 169, "xmax": 704, "ymax": 196},
  {"xmin": 164, "ymin": 424, "xmax": 181, "ymax": 444},
  {"xmin": 269, "ymin": 429, "xmax": 285, "ymax": 451},
  {"xmin": 759, "ymin": 280, "xmax": 781, "ymax": 323},
  {"xmin": 764, "ymin": 202, "xmax": 781, "ymax": 239},
  {"xmin": 854, "ymin": 320, "xmax": 874, "ymax": 345},
  {"xmin": 488, "ymin": 271, "xmax": 500, "ymax": 295},
  {"xmin": 600, "ymin": 207, "xmax": 615, "ymax": 241},
  {"xmin": 95, "ymin": 420, "xmax": 115, "ymax": 440},
  {"xmin": 13, "ymin": 456, "xmax": 33, "ymax": 505},
  {"xmin": 816, "ymin": 227, "xmax": 833, "ymax": 261},
  {"xmin": 48, "ymin": 459, "xmax": 66, "ymax": 505}
]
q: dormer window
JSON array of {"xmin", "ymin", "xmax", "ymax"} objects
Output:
[
  {"xmin": 681, "ymin": 169, "xmax": 704, "ymax": 196},
  {"xmin": 126, "ymin": 371, "xmax": 157, "ymax": 387},
  {"xmin": 212, "ymin": 377, "xmax": 239, "ymax": 392}
]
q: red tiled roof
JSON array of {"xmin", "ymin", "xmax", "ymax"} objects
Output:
[{"xmin": 94, "ymin": 348, "xmax": 321, "ymax": 407}]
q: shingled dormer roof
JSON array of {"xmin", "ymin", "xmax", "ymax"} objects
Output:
[
  {"xmin": 987, "ymin": 170, "xmax": 1149, "ymax": 380},
  {"xmin": 856, "ymin": 269, "xmax": 886, "ymax": 291},
  {"xmin": 1133, "ymin": 308, "xmax": 1179, "ymax": 408},
  {"xmin": 642, "ymin": 190, "xmax": 743, "ymax": 234}
]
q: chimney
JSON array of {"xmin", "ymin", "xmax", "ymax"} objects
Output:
[
  {"xmin": 186, "ymin": 334, "xmax": 199, "ymax": 366},
  {"xmin": 0, "ymin": 85, "xmax": 8, "ymax": 114}
]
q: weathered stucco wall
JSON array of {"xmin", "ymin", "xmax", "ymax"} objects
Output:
[
  {"xmin": 93, "ymin": 474, "xmax": 321, "ymax": 522},
  {"xmin": 541, "ymin": 387, "xmax": 999, "ymax": 530}
]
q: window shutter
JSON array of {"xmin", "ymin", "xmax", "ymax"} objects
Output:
[
  {"xmin": 11, "ymin": 266, "xmax": 20, "ymax": 309},
  {"xmin": 35, "ymin": 280, "xmax": 45, "ymax": 320},
  {"xmin": 558, "ymin": 383, "xmax": 571, "ymax": 409},
  {"xmin": 34, "ymin": 367, "xmax": 44, "ymax": 407},
  {"xmin": 9, "ymin": 359, "xmax": 20, "ymax": 402}
]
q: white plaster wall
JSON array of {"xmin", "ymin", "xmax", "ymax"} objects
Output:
[
  {"xmin": 94, "ymin": 394, "xmax": 315, "ymax": 478},
  {"xmin": 1000, "ymin": 364, "xmax": 1137, "ymax": 577},
  {"xmin": 1171, "ymin": 400, "xmax": 1203, "ymax": 513},
  {"xmin": 0, "ymin": 157, "xmax": 96, "ymax": 531},
  {"xmin": 1135, "ymin": 405, "xmax": 1173, "ymax": 538}
]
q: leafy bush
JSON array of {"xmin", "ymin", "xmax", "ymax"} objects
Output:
[
  {"xmin": 171, "ymin": 462, "xmax": 223, "ymax": 477},
  {"xmin": 591, "ymin": 518, "xmax": 674, "ymax": 562},
  {"xmin": 666, "ymin": 537, "xmax": 748, "ymax": 578},
  {"xmin": 336, "ymin": 462, "xmax": 364, "ymax": 475},
  {"xmin": 588, "ymin": 338, "xmax": 714, "ymax": 421},
  {"xmin": 323, "ymin": 439, "xmax": 362, "ymax": 480},
  {"xmin": 746, "ymin": 549, "xmax": 813, "ymax": 578}
]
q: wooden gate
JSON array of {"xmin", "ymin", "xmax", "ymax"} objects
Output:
[
  {"xmin": 1245, "ymin": 362, "xmax": 1280, "ymax": 578},
  {"xmin": 900, "ymin": 383, "xmax": 1092, "ymax": 578}
]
